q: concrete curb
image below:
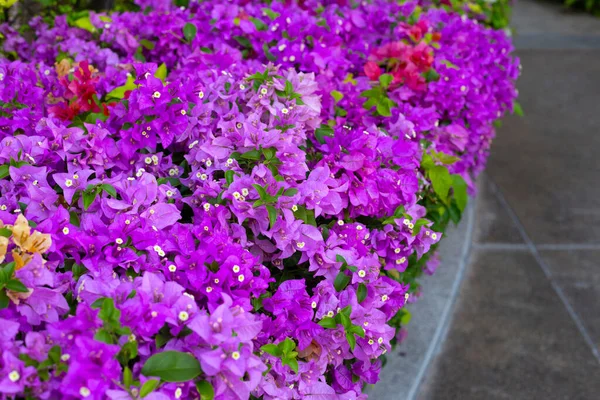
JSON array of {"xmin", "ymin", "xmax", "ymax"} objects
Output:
[{"xmin": 368, "ymin": 198, "xmax": 476, "ymax": 399}]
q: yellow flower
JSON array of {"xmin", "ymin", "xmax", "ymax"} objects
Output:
[
  {"xmin": 0, "ymin": 236, "xmax": 8, "ymax": 263},
  {"xmin": 55, "ymin": 58, "xmax": 72, "ymax": 78},
  {"xmin": 5, "ymin": 215, "xmax": 52, "ymax": 269},
  {"xmin": 23, "ymin": 231, "xmax": 52, "ymax": 254},
  {"xmin": 11, "ymin": 214, "xmax": 31, "ymax": 249}
]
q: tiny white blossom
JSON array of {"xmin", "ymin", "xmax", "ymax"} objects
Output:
[
  {"xmin": 9, "ymin": 371, "xmax": 20, "ymax": 382},
  {"xmin": 178, "ymin": 311, "xmax": 189, "ymax": 322}
]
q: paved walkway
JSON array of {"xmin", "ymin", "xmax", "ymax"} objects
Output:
[{"xmin": 417, "ymin": 1, "xmax": 600, "ymax": 399}]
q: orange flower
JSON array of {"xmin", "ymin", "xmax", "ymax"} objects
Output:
[{"xmin": 12, "ymin": 250, "xmax": 30, "ymax": 271}]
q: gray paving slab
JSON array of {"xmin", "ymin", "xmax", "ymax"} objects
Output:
[
  {"xmin": 511, "ymin": 0, "xmax": 600, "ymax": 36},
  {"xmin": 487, "ymin": 50, "xmax": 600, "ymax": 244},
  {"xmin": 474, "ymin": 176, "xmax": 526, "ymax": 245},
  {"xmin": 368, "ymin": 204, "xmax": 475, "ymax": 400},
  {"xmin": 417, "ymin": 250, "xmax": 600, "ymax": 400},
  {"xmin": 540, "ymin": 250, "xmax": 600, "ymax": 349}
]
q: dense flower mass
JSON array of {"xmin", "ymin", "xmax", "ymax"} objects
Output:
[{"xmin": 0, "ymin": 0, "xmax": 519, "ymax": 398}]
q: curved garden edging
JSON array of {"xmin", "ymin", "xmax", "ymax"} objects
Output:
[{"xmin": 368, "ymin": 199, "xmax": 475, "ymax": 399}]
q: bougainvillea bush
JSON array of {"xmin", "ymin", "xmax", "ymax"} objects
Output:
[{"xmin": 0, "ymin": 0, "xmax": 519, "ymax": 398}]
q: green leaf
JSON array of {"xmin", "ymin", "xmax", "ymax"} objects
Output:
[
  {"xmin": 400, "ymin": 309, "xmax": 412, "ymax": 325},
  {"xmin": 376, "ymin": 100, "xmax": 391, "ymax": 117},
  {"xmin": 94, "ymin": 328, "xmax": 114, "ymax": 344},
  {"xmin": 123, "ymin": 366, "xmax": 133, "ymax": 389},
  {"xmin": 0, "ymin": 164, "xmax": 8, "ymax": 179},
  {"xmin": 195, "ymin": 380, "xmax": 215, "ymax": 400},
  {"xmin": 429, "ymin": 165, "xmax": 452, "ymax": 201},
  {"xmin": 333, "ymin": 271, "xmax": 351, "ymax": 292},
  {"xmin": 251, "ymin": 17, "xmax": 268, "ymax": 31},
  {"xmin": 432, "ymin": 150, "xmax": 459, "ymax": 165},
  {"xmin": 357, "ymin": 283, "xmax": 367, "ymax": 303},
  {"xmin": 350, "ymin": 325, "xmax": 365, "ymax": 338},
  {"xmin": 315, "ymin": 124, "xmax": 334, "ymax": 144},
  {"xmin": 0, "ymin": 227, "xmax": 12, "ymax": 237},
  {"xmin": 318, "ymin": 317, "xmax": 338, "ymax": 329},
  {"xmin": 183, "ymin": 23, "xmax": 197, "ymax": 42},
  {"xmin": 0, "ymin": 290, "xmax": 9, "ymax": 309},
  {"xmin": 262, "ymin": 43, "xmax": 276, "ymax": 62},
  {"xmin": 2, "ymin": 262, "xmax": 15, "ymax": 279},
  {"xmin": 48, "ymin": 345, "xmax": 62, "ymax": 364},
  {"xmin": 513, "ymin": 101, "xmax": 524, "ymax": 117},
  {"xmin": 284, "ymin": 80, "xmax": 294, "ymax": 96},
  {"xmin": 279, "ymin": 337, "xmax": 296, "ymax": 355},
  {"xmin": 105, "ymin": 75, "xmax": 137, "ymax": 100},
  {"xmin": 99, "ymin": 298, "xmax": 121, "ymax": 325},
  {"xmin": 233, "ymin": 35, "xmax": 252, "ymax": 49},
  {"xmin": 139, "ymin": 39, "xmax": 155, "ymax": 50},
  {"xmin": 140, "ymin": 379, "xmax": 160, "ymax": 398},
  {"xmin": 141, "ymin": 351, "xmax": 202, "ymax": 382},
  {"xmin": 283, "ymin": 188, "xmax": 298, "ymax": 197},
  {"xmin": 452, "ymin": 175, "xmax": 468, "ymax": 212},
  {"xmin": 6, "ymin": 279, "xmax": 28, "ymax": 293},
  {"xmin": 261, "ymin": 8, "xmax": 280, "ymax": 20},
  {"xmin": 69, "ymin": 211, "xmax": 80, "ymax": 228},
  {"xmin": 85, "ymin": 112, "xmax": 108, "ymax": 124},
  {"xmin": 330, "ymin": 90, "xmax": 344, "ymax": 103},
  {"xmin": 346, "ymin": 332, "xmax": 357, "ymax": 350},
  {"xmin": 262, "ymin": 147, "xmax": 276, "ymax": 160},
  {"xmin": 260, "ymin": 344, "xmax": 281, "ymax": 357},
  {"xmin": 119, "ymin": 340, "xmax": 138, "ymax": 362},
  {"xmin": 412, "ymin": 218, "xmax": 430, "ymax": 236},
  {"xmin": 266, "ymin": 205, "xmax": 277, "ymax": 229},
  {"xmin": 420, "ymin": 153, "xmax": 435, "ymax": 170},
  {"xmin": 282, "ymin": 357, "xmax": 299, "ymax": 374},
  {"xmin": 338, "ymin": 309, "xmax": 352, "ymax": 329},
  {"xmin": 83, "ymin": 188, "xmax": 98, "ymax": 210},
  {"xmin": 100, "ymin": 184, "xmax": 117, "ymax": 198},
  {"xmin": 155, "ymin": 331, "xmax": 171, "ymax": 349},
  {"xmin": 393, "ymin": 205, "xmax": 406, "ymax": 218},
  {"xmin": 73, "ymin": 16, "xmax": 95, "ymax": 33},
  {"xmin": 424, "ymin": 69, "xmax": 440, "ymax": 82},
  {"xmin": 224, "ymin": 170, "xmax": 234, "ymax": 185},
  {"xmin": 379, "ymin": 73, "xmax": 393, "ymax": 90},
  {"xmin": 90, "ymin": 297, "xmax": 105, "ymax": 308},
  {"xmin": 240, "ymin": 149, "xmax": 261, "ymax": 161},
  {"xmin": 252, "ymin": 184, "xmax": 268, "ymax": 200},
  {"xmin": 155, "ymin": 63, "xmax": 168, "ymax": 82},
  {"xmin": 440, "ymin": 60, "xmax": 459, "ymax": 70}
]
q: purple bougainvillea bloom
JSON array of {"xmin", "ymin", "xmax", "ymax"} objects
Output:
[{"xmin": 0, "ymin": 0, "xmax": 518, "ymax": 397}]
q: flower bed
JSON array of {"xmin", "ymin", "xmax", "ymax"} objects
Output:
[{"xmin": 0, "ymin": 0, "xmax": 519, "ymax": 398}]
